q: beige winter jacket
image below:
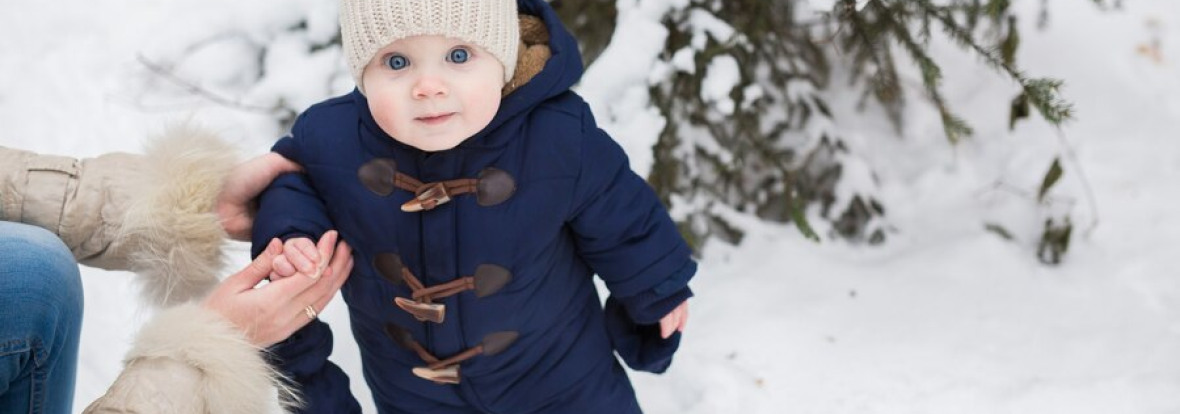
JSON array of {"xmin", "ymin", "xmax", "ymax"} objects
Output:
[{"xmin": 1, "ymin": 126, "xmax": 288, "ymax": 413}]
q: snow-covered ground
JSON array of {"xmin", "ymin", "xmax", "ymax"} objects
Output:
[{"xmin": 1, "ymin": 0, "xmax": 1178, "ymax": 413}]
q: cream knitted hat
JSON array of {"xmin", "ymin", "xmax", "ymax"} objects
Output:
[{"xmin": 339, "ymin": 0, "xmax": 520, "ymax": 93}]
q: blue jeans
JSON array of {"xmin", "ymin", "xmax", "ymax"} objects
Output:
[{"xmin": 0, "ymin": 222, "xmax": 83, "ymax": 414}]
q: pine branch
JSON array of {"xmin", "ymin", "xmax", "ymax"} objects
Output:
[
  {"xmin": 841, "ymin": 0, "xmax": 906, "ymax": 130},
  {"xmin": 868, "ymin": 0, "xmax": 973, "ymax": 142},
  {"xmin": 909, "ymin": 0, "xmax": 1074, "ymax": 125}
]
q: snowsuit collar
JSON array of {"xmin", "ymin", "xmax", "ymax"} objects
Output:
[{"xmin": 352, "ymin": 0, "xmax": 583, "ymax": 152}]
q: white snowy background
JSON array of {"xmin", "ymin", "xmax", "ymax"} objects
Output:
[{"xmin": 2, "ymin": 0, "xmax": 1179, "ymax": 412}]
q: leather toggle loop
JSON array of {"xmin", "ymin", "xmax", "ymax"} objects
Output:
[
  {"xmin": 362, "ymin": 164, "xmax": 514, "ymax": 212},
  {"xmin": 408, "ymin": 331, "xmax": 520, "ymax": 385},
  {"xmin": 391, "ymin": 264, "xmax": 512, "ymax": 323}
]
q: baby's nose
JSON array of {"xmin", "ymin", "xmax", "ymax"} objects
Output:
[{"xmin": 413, "ymin": 77, "xmax": 448, "ymax": 99}]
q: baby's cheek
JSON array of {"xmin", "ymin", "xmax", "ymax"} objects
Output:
[{"xmin": 369, "ymin": 105, "xmax": 404, "ymax": 138}]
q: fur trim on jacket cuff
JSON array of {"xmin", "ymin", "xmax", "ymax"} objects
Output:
[
  {"xmin": 94, "ymin": 303, "xmax": 298, "ymax": 413},
  {"xmin": 119, "ymin": 125, "xmax": 236, "ymax": 307}
]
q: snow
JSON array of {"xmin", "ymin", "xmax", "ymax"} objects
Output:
[
  {"xmin": 686, "ymin": 7, "xmax": 736, "ymax": 44},
  {"xmin": 701, "ymin": 55, "xmax": 741, "ymax": 116},
  {"xmin": 805, "ymin": 0, "xmax": 870, "ymax": 13},
  {"xmin": 1, "ymin": 0, "xmax": 1179, "ymax": 413},
  {"xmin": 577, "ymin": 0, "xmax": 683, "ymax": 177}
]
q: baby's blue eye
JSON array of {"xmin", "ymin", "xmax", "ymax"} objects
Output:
[
  {"xmin": 447, "ymin": 48, "xmax": 470, "ymax": 64},
  {"xmin": 386, "ymin": 54, "xmax": 409, "ymax": 70}
]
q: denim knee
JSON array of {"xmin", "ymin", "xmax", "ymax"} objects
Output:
[{"xmin": 0, "ymin": 222, "xmax": 84, "ymax": 345}]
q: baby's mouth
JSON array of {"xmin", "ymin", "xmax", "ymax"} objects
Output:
[{"xmin": 415, "ymin": 112, "xmax": 457, "ymax": 125}]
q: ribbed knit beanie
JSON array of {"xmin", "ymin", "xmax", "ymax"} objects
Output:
[{"xmin": 339, "ymin": 0, "xmax": 520, "ymax": 93}]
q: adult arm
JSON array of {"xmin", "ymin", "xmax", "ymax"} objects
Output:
[
  {"xmin": 1, "ymin": 126, "xmax": 301, "ymax": 306},
  {"xmin": 84, "ymin": 236, "xmax": 354, "ymax": 414},
  {"xmin": 2, "ymin": 126, "xmax": 232, "ymax": 306}
]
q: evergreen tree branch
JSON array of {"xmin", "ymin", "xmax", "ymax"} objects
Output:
[
  {"xmin": 867, "ymin": 0, "xmax": 973, "ymax": 142},
  {"xmin": 908, "ymin": 0, "xmax": 1074, "ymax": 125}
]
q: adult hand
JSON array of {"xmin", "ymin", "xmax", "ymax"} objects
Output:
[
  {"xmin": 216, "ymin": 152, "xmax": 302, "ymax": 241},
  {"xmin": 658, "ymin": 301, "xmax": 689, "ymax": 339},
  {"xmin": 202, "ymin": 230, "xmax": 353, "ymax": 347}
]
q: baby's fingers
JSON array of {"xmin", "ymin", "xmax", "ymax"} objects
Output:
[
  {"xmin": 677, "ymin": 303, "xmax": 689, "ymax": 333},
  {"xmin": 659, "ymin": 315, "xmax": 676, "ymax": 339},
  {"xmin": 283, "ymin": 238, "xmax": 319, "ymax": 274},
  {"xmin": 272, "ymin": 254, "xmax": 297, "ymax": 279},
  {"xmin": 659, "ymin": 302, "xmax": 689, "ymax": 339}
]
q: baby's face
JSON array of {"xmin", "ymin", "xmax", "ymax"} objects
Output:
[{"xmin": 362, "ymin": 35, "xmax": 505, "ymax": 152}]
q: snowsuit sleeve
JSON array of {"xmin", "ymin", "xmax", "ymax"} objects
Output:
[
  {"xmin": 567, "ymin": 104, "xmax": 697, "ymax": 373},
  {"xmin": 251, "ymin": 130, "xmax": 362, "ymax": 413}
]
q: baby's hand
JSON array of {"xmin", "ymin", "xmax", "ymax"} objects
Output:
[
  {"xmin": 272, "ymin": 236, "xmax": 330, "ymax": 280},
  {"xmin": 659, "ymin": 301, "xmax": 689, "ymax": 339}
]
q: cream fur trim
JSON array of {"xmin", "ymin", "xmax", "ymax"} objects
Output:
[
  {"xmin": 119, "ymin": 125, "xmax": 235, "ymax": 307},
  {"xmin": 124, "ymin": 304, "xmax": 299, "ymax": 413}
]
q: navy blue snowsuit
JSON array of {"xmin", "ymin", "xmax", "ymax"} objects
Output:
[{"xmin": 252, "ymin": 1, "xmax": 696, "ymax": 412}]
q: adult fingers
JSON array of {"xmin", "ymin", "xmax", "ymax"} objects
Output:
[
  {"xmin": 269, "ymin": 152, "xmax": 304, "ymax": 175},
  {"xmin": 311, "ymin": 231, "xmax": 339, "ymax": 279},
  {"xmin": 225, "ymin": 239, "xmax": 281, "ymax": 291},
  {"xmin": 310, "ymin": 255, "xmax": 353, "ymax": 313},
  {"xmin": 290, "ymin": 241, "xmax": 351, "ymax": 316},
  {"xmin": 217, "ymin": 153, "xmax": 300, "ymax": 241},
  {"xmin": 257, "ymin": 233, "xmax": 347, "ymax": 341},
  {"xmin": 246, "ymin": 266, "xmax": 334, "ymax": 347},
  {"xmin": 276, "ymin": 255, "xmax": 354, "ymax": 344},
  {"xmin": 265, "ymin": 232, "xmax": 342, "ymax": 299}
]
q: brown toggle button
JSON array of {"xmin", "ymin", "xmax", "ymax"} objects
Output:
[
  {"xmin": 412, "ymin": 365, "xmax": 460, "ymax": 385},
  {"xmin": 373, "ymin": 253, "xmax": 405, "ymax": 285},
  {"xmin": 472, "ymin": 264, "xmax": 512, "ymax": 298},
  {"xmin": 476, "ymin": 168, "xmax": 516, "ymax": 207},
  {"xmin": 391, "ymin": 168, "xmax": 511, "ymax": 211},
  {"xmin": 410, "ymin": 331, "xmax": 520, "ymax": 385},
  {"xmin": 401, "ymin": 182, "xmax": 452, "ymax": 212},
  {"xmin": 392, "ymin": 264, "xmax": 511, "ymax": 323},
  {"xmin": 480, "ymin": 331, "xmax": 520, "ymax": 356},
  {"xmin": 395, "ymin": 297, "xmax": 446, "ymax": 323},
  {"xmin": 359, "ymin": 158, "xmax": 398, "ymax": 196},
  {"xmin": 383, "ymin": 324, "xmax": 416, "ymax": 350}
]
